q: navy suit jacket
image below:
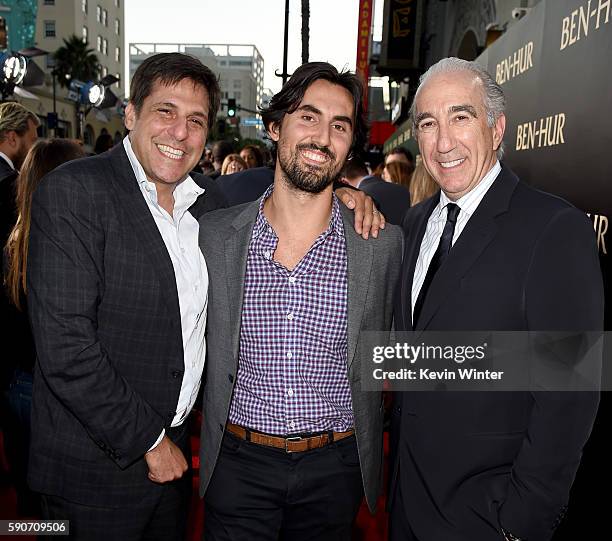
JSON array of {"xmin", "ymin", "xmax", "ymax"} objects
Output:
[
  {"xmin": 391, "ymin": 165, "xmax": 604, "ymax": 540},
  {"xmin": 358, "ymin": 175, "xmax": 411, "ymax": 226},
  {"xmin": 216, "ymin": 166, "xmax": 274, "ymax": 206}
]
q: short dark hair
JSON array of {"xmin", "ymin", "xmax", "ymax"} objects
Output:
[
  {"xmin": 388, "ymin": 146, "xmax": 414, "ymax": 163},
  {"xmin": 212, "ymin": 140, "xmax": 234, "ymax": 164},
  {"xmin": 343, "ymin": 157, "xmax": 369, "ymax": 180},
  {"xmin": 261, "ymin": 62, "xmax": 368, "ymax": 157},
  {"xmin": 129, "ymin": 53, "xmax": 221, "ymax": 132}
]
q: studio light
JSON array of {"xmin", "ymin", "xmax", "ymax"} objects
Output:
[
  {"xmin": 86, "ymin": 83, "xmax": 106, "ymax": 107},
  {"xmin": 2, "ymin": 54, "xmax": 27, "ymax": 85}
]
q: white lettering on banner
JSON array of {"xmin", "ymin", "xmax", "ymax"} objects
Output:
[
  {"xmin": 495, "ymin": 42, "xmax": 534, "ymax": 85},
  {"xmin": 515, "ymin": 113, "xmax": 566, "ymax": 151},
  {"xmin": 561, "ymin": 0, "xmax": 610, "ymax": 50},
  {"xmin": 587, "ymin": 213, "xmax": 609, "ymax": 255}
]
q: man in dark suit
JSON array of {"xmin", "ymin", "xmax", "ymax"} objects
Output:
[
  {"xmin": 199, "ymin": 62, "xmax": 402, "ymax": 541},
  {"xmin": 26, "ymin": 53, "xmax": 227, "ymax": 541},
  {"xmin": 390, "ymin": 58, "xmax": 604, "ymax": 541},
  {"xmin": 0, "ymin": 102, "xmax": 39, "ymax": 261},
  {"xmin": 342, "ymin": 157, "xmax": 411, "ymax": 225},
  {"xmin": 216, "ymin": 165, "xmax": 274, "ymax": 206}
]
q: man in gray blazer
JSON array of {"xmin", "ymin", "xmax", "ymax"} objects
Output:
[{"xmin": 198, "ymin": 62, "xmax": 402, "ymax": 540}]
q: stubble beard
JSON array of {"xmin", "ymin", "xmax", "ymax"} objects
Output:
[{"xmin": 277, "ymin": 141, "xmax": 341, "ymax": 194}]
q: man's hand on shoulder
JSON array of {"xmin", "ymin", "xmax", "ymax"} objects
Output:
[
  {"xmin": 335, "ymin": 186, "xmax": 386, "ymax": 239},
  {"xmin": 145, "ymin": 435, "xmax": 188, "ymax": 483}
]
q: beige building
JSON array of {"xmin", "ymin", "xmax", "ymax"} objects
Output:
[
  {"xmin": 130, "ymin": 43, "xmax": 265, "ymax": 140},
  {"xmin": 15, "ymin": 0, "xmax": 125, "ymax": 149}
]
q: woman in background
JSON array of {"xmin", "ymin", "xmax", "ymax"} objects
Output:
[
  {"xmin": 221, "ymin": 153, "xmax": 248, "ymax": 175},
  {"xmin": 382, "ymin": 160, "xmax": 413, "ymax": 190},
  {"xmin": 409, "ymin": 161, "xmax": 439, "ymax": 205},
  {"xmin": 240, "ymin": 144, "xmax": 264, "ymax": 169},
  {"xmin": 3, "ymin": 138, "xmax": 85, "ymax": 516}
]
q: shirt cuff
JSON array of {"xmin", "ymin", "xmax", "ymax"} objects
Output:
[{"xmin": 147, "ymin": 429, "xmax": 165, "ymax": 452}]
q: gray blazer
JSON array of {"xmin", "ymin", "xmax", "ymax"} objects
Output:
[{"xmin": 198, "ymin": 198, "xmax": 402, "ymax": 512}]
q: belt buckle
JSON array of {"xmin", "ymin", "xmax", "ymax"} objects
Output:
[{"xmin": 285, "ymin": 436, "xmax": 302, "ymax": 453}]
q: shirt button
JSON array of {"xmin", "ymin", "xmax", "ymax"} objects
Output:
[
  {"xmin": 289, "ymin": 420, "xmax": 295, "ymax": 429},
  {"xmin": 288, "ymin": 276, "xmax": 296, "ymax": 284},
  {"xmin": 286, "ymin": 351, "xmax": 293, "ymax": 359},
  {"xmin": 287, "ymin": 388, "xmax": 294, "ymax": 397},
  {"xmin": 287, "ymin": 312, "xmax": 294, "ymax": 320},
  {"xmin": 264, "ymin": 250, "xmax": 271, "ymax": 259}
]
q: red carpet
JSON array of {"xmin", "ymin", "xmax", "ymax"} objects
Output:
[{"xmin": 1, "ymin": 425, "xmax": 389, "ymax": 540}]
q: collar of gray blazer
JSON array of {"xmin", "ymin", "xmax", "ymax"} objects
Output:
[
  {"xmin": 223, "ymin": 194, "xmax": 373, "ymax": 370},
  {"xmin": 405, "ymin": 164, "xmax": 519, "ymax": 331}
]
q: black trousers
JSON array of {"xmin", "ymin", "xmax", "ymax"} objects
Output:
[
  {"xmin": 388, "ymin": 482, "xmax": 419, "ymax": 541},
  {"xmin": 39, "ymin": 424, "xmax": 191, "ymax": 541},
  {"xmin": 204, "ymin": 431, "xmax": 364, "ymax": 541}
]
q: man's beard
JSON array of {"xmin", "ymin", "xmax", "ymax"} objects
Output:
[{"xmin": 278, "ymin": 142, "xmax": 341, "ymax": 194}]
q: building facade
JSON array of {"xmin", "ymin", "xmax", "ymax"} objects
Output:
[
  {"xmin": 1, "ymin": 0, "xmax": 125, "ymax": 149},
  {"xmin": 130, "ymin": 42, "xmax": 265, "ymax": 140},
  {"xmin": 378, "ymin": 0, "xmax": 542, "ymax": 153}
]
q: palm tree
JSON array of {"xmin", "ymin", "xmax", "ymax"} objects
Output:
[
  {"xmin": 53, "ymin": 35, "xmax": 100, "ymax": 89},
  {"xmin": 52, "ymin": 35, "xmax": 100, "ymax": 139}
]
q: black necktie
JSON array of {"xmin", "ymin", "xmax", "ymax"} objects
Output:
[{"xmin": 412, "ymin": 203, "xmax": 460, "ymax": 326}]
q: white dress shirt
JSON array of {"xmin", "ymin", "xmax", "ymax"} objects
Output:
[
  {"xmin": 411, "ymin": 161, "xmax": 502, "ymax": 316},
  {"xmin": 0, "ymin": 151, "xmax": 16, "ymax": 171},
  {"xmin": 123, "ymin": 137, "xmax": 208, "ymax": 447}
]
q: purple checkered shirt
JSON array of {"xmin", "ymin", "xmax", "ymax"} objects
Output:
[{"xmin": 228, "ymin": 185, "xmax": 353, "ymax": 435}]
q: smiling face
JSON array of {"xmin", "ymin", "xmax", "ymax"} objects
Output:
[
  {"xmin": 270, "ymin": 79, "xmax": 354, "ymax": 194},
  {"xmin": 414, "ymin": 70, "xmax": 505, "ymax": 200},
  {"xmin": 124, "ymin": 78, "xmax": 209, "ymax": 191}
]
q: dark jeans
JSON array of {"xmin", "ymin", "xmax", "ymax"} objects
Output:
[
  {"xmin": 2, "ymin": 369, "xmax": 39, "ymax": 516},
  {"xmin": 204, "ymin": 431, "xmax": 364, "ymax": 541},
  {"xmin": 39, "ymin": 422, "xmax": 192, "ymax": 541}
]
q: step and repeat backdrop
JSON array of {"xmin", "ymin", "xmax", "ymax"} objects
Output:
[{"xmin": 477, "ymin": 1, "xmax": 610, "ymax": 537}]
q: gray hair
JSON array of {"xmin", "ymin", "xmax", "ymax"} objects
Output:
[{"xmin": 410, "ymin": 57, "xmax": 506, "ymax": 159}]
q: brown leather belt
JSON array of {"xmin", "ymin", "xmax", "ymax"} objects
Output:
[{"xmin": 226, "ymin": 422, "xmax": 354, "ymax": 453}]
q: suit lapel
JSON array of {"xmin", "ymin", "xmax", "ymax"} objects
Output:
[
  {"xmin": 400, "ymin": 195, "xmax": 439, "ymax": 330},
  {"xmin": 225, "ymin": 202, "xmax": 260, "ymax": 361},
  {"xmin": 108, "ymin": 145, "xmax": 182, "ymax": 320},
  {"xmin": 416, "ymin": 167, "xmax": 519, "ymax": 330},
  {"xmin": 341, "ymin": 205, "xmax": 373, "ymax": 370}
]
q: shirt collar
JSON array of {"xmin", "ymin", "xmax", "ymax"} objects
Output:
[
  {"xmin": 252, "ymin": 184, "xmax": 345, "ymax": 241},
  {"xmin": 122, "ymin": 136, "xmax": 204, "ymax": 207},
  {"xmin": 434, "ymin": 161, "xmax": 501, "ymax": 219},
  {"xmin": 0, "ymin": 152, "xmax": 15, "ymax": 171}
]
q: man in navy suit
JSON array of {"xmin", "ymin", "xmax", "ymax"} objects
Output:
[
  {"xmin": 342, "ymin": 157, "xmax": 411, "ymax": 225},
  {"xmin": 390, "ymin": 57, "xmax": 603, "ymax": 541}
]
